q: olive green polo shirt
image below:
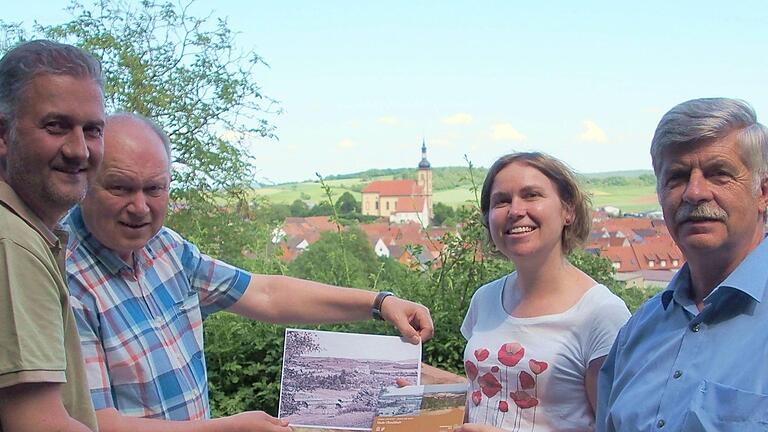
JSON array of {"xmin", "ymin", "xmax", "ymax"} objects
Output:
[{"xmin": 0, "ymin": 181, "xmax": 98, "ymax": 431}]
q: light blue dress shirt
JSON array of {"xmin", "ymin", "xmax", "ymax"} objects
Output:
[{"xmin": 597, "ymin": 237, "xmax": 768, "ymax": 432}]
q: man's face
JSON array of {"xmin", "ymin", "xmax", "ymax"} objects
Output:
[
  {"xmin": 80, "ymin": 117, "xmax": 170, "ymax": 262},
  {"xmin": 657, "ymin": 132, "xmax": 768, "ymax": 263},
  {"xmin": 0, "ymin": 74, "xmax": 105, "ymax": 225}
]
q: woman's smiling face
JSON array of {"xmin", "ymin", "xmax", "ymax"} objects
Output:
[{"xmin": 488, "ymin": 161, "xmax": 571, "ymax": 262}]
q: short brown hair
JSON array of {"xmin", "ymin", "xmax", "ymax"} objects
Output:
[
  {"xmin": 480, "ymin": 152, "xmax": 592, "ymax": 255},
  {"xmin": 0, "ymin": 39, "xmax": 104, "ymax": 121}
]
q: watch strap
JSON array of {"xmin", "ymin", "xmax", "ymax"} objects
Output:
[{"xmin": 372, "ymin": 291, "xmax": 395, "ymax": 320}]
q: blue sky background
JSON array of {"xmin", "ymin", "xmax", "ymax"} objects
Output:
[{"xmin": 6, "ymin": 1, "xmax": 768, "ymax": 183}]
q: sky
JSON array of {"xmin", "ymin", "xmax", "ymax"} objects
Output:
[
  {"xmin": 287, "ymin": 329, "xmax": 420, "ymax": 362},
  {"xmin": 5, "ymin": 1, "xmax": 768, "ymax": 184}
]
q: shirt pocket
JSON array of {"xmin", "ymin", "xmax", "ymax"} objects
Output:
[{"xmin": 682, "ymin": 380, "xmax": 768, "ymax": 431}]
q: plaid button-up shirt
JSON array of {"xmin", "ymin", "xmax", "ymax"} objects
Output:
[{"xmin": 64, "ymin": 206, "xmax": 250, "ymax": 420}]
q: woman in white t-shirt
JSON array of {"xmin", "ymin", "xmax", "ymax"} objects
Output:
[{"xmin": 455, "ymin": 152, "xmax": 630, "ymax": 432}]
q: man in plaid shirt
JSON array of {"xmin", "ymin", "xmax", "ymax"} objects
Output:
[{"xmin": 65, "ymin": 112, "xmax": 434, "ymax": 432}]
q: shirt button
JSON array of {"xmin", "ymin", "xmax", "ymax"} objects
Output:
[
  {"xmin": 657, "ymin": 419, "xmax": 666, "ymax": 428},
  {"xmin": 692, "ymin": 324, "xmax": 701, "ymax": 332},
  {"xmin": 673, "ymin": 370, "xmax": 682, "ymax": 379}
]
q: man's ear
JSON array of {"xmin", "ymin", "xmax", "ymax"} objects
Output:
[{"xmin": 760, "ymin": 175, "xmax": 768, "ymax": 210}]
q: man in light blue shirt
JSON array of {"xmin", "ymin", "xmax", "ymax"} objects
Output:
[{"xmin": 597, "ymin": 98, "xmax": 768, "ymax": 432}]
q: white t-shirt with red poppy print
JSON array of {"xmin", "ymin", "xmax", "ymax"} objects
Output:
[{"xmin": 461, "ymin": 274, "xmax": 630, "ymax": 432}]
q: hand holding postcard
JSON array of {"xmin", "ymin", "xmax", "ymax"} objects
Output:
[{"xmin": 278, "ymin": 329, "xmax": 421, "ymax": 431}]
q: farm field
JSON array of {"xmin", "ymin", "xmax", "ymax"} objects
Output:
[
  {"xmin": 250, "ymin": 178, "xmax": 374, "ymax": 204},
  {"xmin": 250, "ymin": 177, "xmax": 660, "ymax": 213},
  {"xmin": 589, "ymin": 184, "xmax": 659, "ymax": 213}
]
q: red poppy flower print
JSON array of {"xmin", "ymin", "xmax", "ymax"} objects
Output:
[
  {"xmin": 472, "ymin": 390, "xmax": 482, "ymax": 406},
  {"xmin": 510, "ymin": 390, "xmax": 539, "ymax": 409},
  {"xmin": 498, "ymin": 342, "xmax": 525, "ymax": 367},
  {"xmin": 491, "ymin": 366, "xmax": 500, "ymax": 373},
  {"xmin": 465, "ymin": 360, "xmax": 478, "ymax": 381},
  {"xmin": 519, "ymin": 370, "xmax": 535, "ymax": 390},
  {"xmin": 529, "ymin": 359, "xmax": 548, "ymax": 375},
  {"xmin": 474, "ymin": 348, "xmax": 490, "ymax": 362},
  {"xmin": 478, "ymin": 372, "xmax": 502, "ymax": 398},
  {"xmin": 498, "ymin": 400, "xmax": 509, "ymax": 413}
]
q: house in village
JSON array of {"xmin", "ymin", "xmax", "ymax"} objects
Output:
[
  {"xmin": 588, "ymin": 216, "xmax": 684, "ymax": 289},
  {"xmin": 273, "ymin": 215, "xmax": 445, "ymax": 267},
  {"xmin": 360, "ymin": 141, "xmax": 433, "ymax": 227}
]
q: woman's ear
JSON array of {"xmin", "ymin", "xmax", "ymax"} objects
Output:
[{"xmin": 563, "ymin": 204, "xmax": 575, "ymax": 226}]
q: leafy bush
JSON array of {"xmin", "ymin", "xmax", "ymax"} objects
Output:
[{"xmin": 205, "ymin": 314, "xmax": 285, "ymax": 416}]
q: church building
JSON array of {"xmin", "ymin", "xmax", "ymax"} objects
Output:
[{"xmin": 361, "ymin": 141, "xmax": 433, "ymax": 227}]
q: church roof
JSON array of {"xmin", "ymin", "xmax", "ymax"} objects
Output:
[
  {"xmin": 361, "ymin": 179, "xmax": 422, "ymax": 196},
  {"xmin": 395, "ymin": 196, "xmax": 426, "ymax": 212},
  {"xmin": 418, "ymin": 141, "xmax": 431, "ymax": 168}
]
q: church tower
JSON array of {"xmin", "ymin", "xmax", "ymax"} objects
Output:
[{"xmin": 417, "ymin": 139, "xmax": 433, "ymax": 224}]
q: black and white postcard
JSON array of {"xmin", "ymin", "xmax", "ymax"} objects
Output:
[{"xmin": 278, "ymin": 329, "xmax": 421, "ymax": 430}]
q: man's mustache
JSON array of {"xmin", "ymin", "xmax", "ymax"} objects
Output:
[{"xmin": 674, "ymin": 203, "xmax": 727, "ymax": 224}]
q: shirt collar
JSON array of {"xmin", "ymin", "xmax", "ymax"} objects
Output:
[
  {"xmin": 662, "ymin": 236, "xmax": 768, "ymax": 310},
  {"xmin": 0, "ymin": 180, "xmax": 59, "ymax": 247}
]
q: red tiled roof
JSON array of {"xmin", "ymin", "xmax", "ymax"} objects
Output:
[
  {"xmin": 395, "ymin": 196, "xmax": 426, "ymax": 213},
  {"xmin": 594, "ymin": 217, "xmax": 654, "ymax": 234},
  {"xmin": 599, "ymin": 239, "xmax": 684, "ymax": 273},
  {"xmin": 358, "ymin": 221, "xmax": 442, "ymax": 254},
  {"xmin": 361, "ymin": 180, "xmax": 423, "ymax": 196},
  {"xmin": 601, "ymin": 246, "xmax": 640, "ymax": 272}
]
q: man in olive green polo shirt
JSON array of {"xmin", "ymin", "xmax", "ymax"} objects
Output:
[{"xmin": 0, "ymin": 40, "xmax": 105, "ymax": 431}]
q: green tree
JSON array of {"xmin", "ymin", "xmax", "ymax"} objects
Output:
[
  {"xmin": 1, "ymin": 0, "xmax": 280, "ymax": 265},
  {"xmin": 335, "ymin": 191, "xmax": 360, "ymax": 214},
  {"xmin": 289, "ymin": 199, "xmax": 309, "ymax": 217},
  {"xmin": 638, "ymin": 173, "xmax": 657, "ymax": 186},
  {"xmin": 432, "ymin": 202, "xmax": 455, "ymax": 226},
  {"xmin": 289, "ymin": 227, "xmax": 379, "ymax": 288},
  {"xmin": 307, "ymin": 200, "xmax": 334, "ymax": 216},
  {"xmin": 25, "ymin": 0, "xmax": 276, "ymax": 194}
]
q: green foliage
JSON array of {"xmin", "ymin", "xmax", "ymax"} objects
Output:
[
  {"xmin": 335, "ymin": 191, "xmax": 360, "ymax": 214},
  {"xmin": 204, "ymin": 313, "xmax": 285, "ymax": 417},
  {"xmin": 166, "ymin": 197, "xmax": 285, "ymax": 274},
  {"xmin": 289, "ymin": 227, "xmax": 379, "ymax": 288},
  {"xmin": 258, "ymin": 202, "xmax": 291, "ymax": 225},
  {"xmin": 32, "ymin": 0, "xmax": 276, "ymax": 195},
  {"xmin": 289, "ymin": 199, "xmax": 309, "ymax": 217},
  {"xmin": 1, "ymin": 0, "xmax": 281, "ymax": 273},
  {"xmin": 568, "ymin": 249, "xmax": 621, "ymax": 291},
  {"xmin": 432, "ymin": 201, "xmax": 456, "ymax": 226},
  {"xmin": 582, "ymin": 173, "xmax": 657, "ymax": 188},
  {"xmin": 568, "ymin": 249, "xmax": 661, "ymax": 312},
  {"xmin": 307, "ymin": 200, "xmax": 334, "ymax": 216}
]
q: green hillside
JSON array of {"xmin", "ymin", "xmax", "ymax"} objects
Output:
[{"xmin": 250, "ymin": 168, "xmax": 660, "ymax": 213}]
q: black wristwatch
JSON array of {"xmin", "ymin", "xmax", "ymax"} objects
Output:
[{"xmin": 371, "ymin": 291, "xmax": 395, "ymax": 320}]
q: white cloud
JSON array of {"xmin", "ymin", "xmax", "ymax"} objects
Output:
[
  {"xmin": 336, "ymin": 138, "xmax": 357, "ymax": 149},
  {"xmin": 490, "ymin": 123, "xmax": 526, "ymax": 142},
  {"xmin": 377, "ymin": 116, "xmax": 399, "ymax": 125},
  {"xmin": 579, "ymin": 120, "xmax": 608, "ymax": 143},
  {"xmin": 442, "ymin": 113, "xmax": 474, "ymax": 125}
]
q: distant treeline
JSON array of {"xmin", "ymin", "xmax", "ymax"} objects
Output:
[
  {"xmin": 325, "ymin": 167, "xmax": 656, "ymax": 191},
  {"xmin": 580, "ymin": 173, "xmax": 656, "ymax": 187}
]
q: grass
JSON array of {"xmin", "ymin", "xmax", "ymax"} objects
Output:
[
  {"xmin": 250, "ymin": 175, "xmax": 660, "ymax": 213},
  {"xmin": 588, "ymin": 184, "xmax": 659, "ymax": 213},
  {"xmin": 250, "ymin": 178, "xmax": 374, "ymax": 204}
]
